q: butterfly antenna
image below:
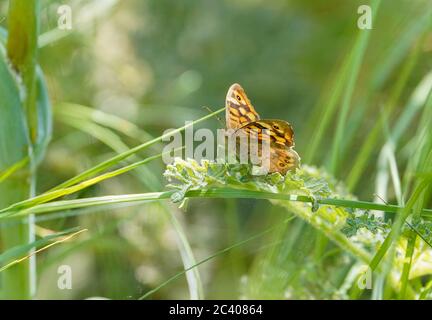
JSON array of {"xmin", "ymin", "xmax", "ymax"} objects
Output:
[
  {"xmin": 374, "ymin": 193, "xmax": 389, "ymax": 205},
  {"xmin": 202, "ymin": 106, "xmax": 225, "ymax": 127}
]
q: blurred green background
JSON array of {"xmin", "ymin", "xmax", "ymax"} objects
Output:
[{"xmin": 1, "ymin": 0, "xmax": 431, "ymax": 299}]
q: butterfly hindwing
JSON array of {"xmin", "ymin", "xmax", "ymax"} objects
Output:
[
  {"xmin": 236, "ymin": 119, "xmax": 295, "ymax": 148},
  {"xmin": 235, "ymin": 121, "xmax": 299, "ymax": 174},
  {"xmin": 269, "ymin": 144, "xmax": 300, "ymax": 174}
]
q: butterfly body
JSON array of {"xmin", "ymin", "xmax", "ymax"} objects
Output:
[{"xmin": 225, "ymin": 83, "xmax": 300, "ymax": 174}]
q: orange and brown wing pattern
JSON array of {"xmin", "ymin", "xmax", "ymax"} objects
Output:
[
  {"xmin": 225, "ymin": 83, "xmax": 260, "ymax": 129},
  {"xmin": 236, "ymin": 121, "xmax": 299, "ymax": 174},
  {"xmin": 269, "ymin": 145, "xmax": 300, "ymax": 174},
  {"xmin": 224, "ymin": 83, "xmax": 300, "ymax": 174},
  {"xmin": 237, "ymin": 119, "xmax": 295, "ymax": 148}
]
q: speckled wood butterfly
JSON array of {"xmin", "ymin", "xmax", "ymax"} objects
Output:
[{"xmin": 225, "ymin": 83, "xmax": 300, "ymax": 174}]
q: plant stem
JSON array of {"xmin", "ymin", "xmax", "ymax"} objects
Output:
[
  {"xmin": 7, "ymin": 0, "xmax": 39, "ymax": 137},
  {"xmin": 0, "ymin": 0, "xmax": 39, "ymax": 299},
  {"xmin": 5, "ymin": 188, "xmax": 432, "ymax": 219}
]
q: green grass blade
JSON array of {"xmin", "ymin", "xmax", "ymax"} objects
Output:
[
  {"xmin": 139, "ymin": 215, "xmax": 296, "ymax": 299},
  {"xmin": 0, "ymin": 151, "xmax": 177, "ymax": 215},
  {"xmin": 0, "ymin": 226, "xmax": 83, "ymax": 269},
  {"xmin": 49, "ymin": 107, "xmax": 224, "ymax": 191},
  {"xmin": 347, "ymin": 41, "xmax": 422, "ymax": 190},
  {"xmin": 330, "ymin": 0, "xmax": 381, "ymax": 174},
  {"xmin": 399, "ymin": 231, "xmax": 416, "ymax": 298},
  {"xmin": 58, "ymin": 114, "xmax": 161, "ymax": 190},
  {"xmin": 57, "ymin": 108, "xmax": 204, "ymax": 299},
  {"xmin": 56, "ymin": 103, "xmax": 154, "ymax": 143},
  {"xmin": 303, "ymin": 46, "xmax": 351, "ymax": 163},
  {"xmin": 0, "ymin": 157, "xmax": 29, "ymax": 183},
  {"xmin": 369, "ymin": 179, "xmax": 430, "ymax": 272},
  {"xmin": 5, "ymin": 188, "xmax": 432, "ymax": 219}
]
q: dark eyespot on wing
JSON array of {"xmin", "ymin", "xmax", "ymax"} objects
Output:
[{"xmin": 225, "ymin": 83, "xmax": 260, "ymax": 130}]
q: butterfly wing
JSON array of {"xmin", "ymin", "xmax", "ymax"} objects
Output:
[
  {"xmin": 235, "ymin": 120, "xmax": 300, "ymax": 174},
  {"xmin": 225, "ymin": 83, "xmax": 260, "ymax": 130},
  {"xmin": 269, "ymin": 144, "xmax": 300, "ymax": 174},
  {"xmin": 225, "ymin": 83, "xmax": 299, "ymax": 174},
  {"xmin": 236, "ymin": 119, "xmax": 295, "ymax": 148}
]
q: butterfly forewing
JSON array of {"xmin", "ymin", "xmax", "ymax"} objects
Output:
[{"xmin": 225, "ymin": 83, "xmax": 260, "ymax": 129}]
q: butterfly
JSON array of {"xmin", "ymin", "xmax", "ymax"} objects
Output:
[{"xmin": 225, "ymin": 83, "xmax": 300, "ymax": 174}]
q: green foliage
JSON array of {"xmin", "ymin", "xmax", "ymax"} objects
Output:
[
  {"xmin": 165, "ymin": 158, "xmax": 334, "ymax": 201},
  {"xmin": 0, "ymin": 27, "xmax": 29, "ymax": 170},
  {"xmin": 165, "ymin": 158, "xmax": 385, "ymax": 258},
  {"xmin": 341, "ymin": 211, "xmax": 389, "ymax": 238},
  {"xmin": 410, "ymin": 216, "xmax": 432, "ymax": 245},
  {"xmin": 0, "ymin": 1, "xmax": 51, "ymax": 299}
]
